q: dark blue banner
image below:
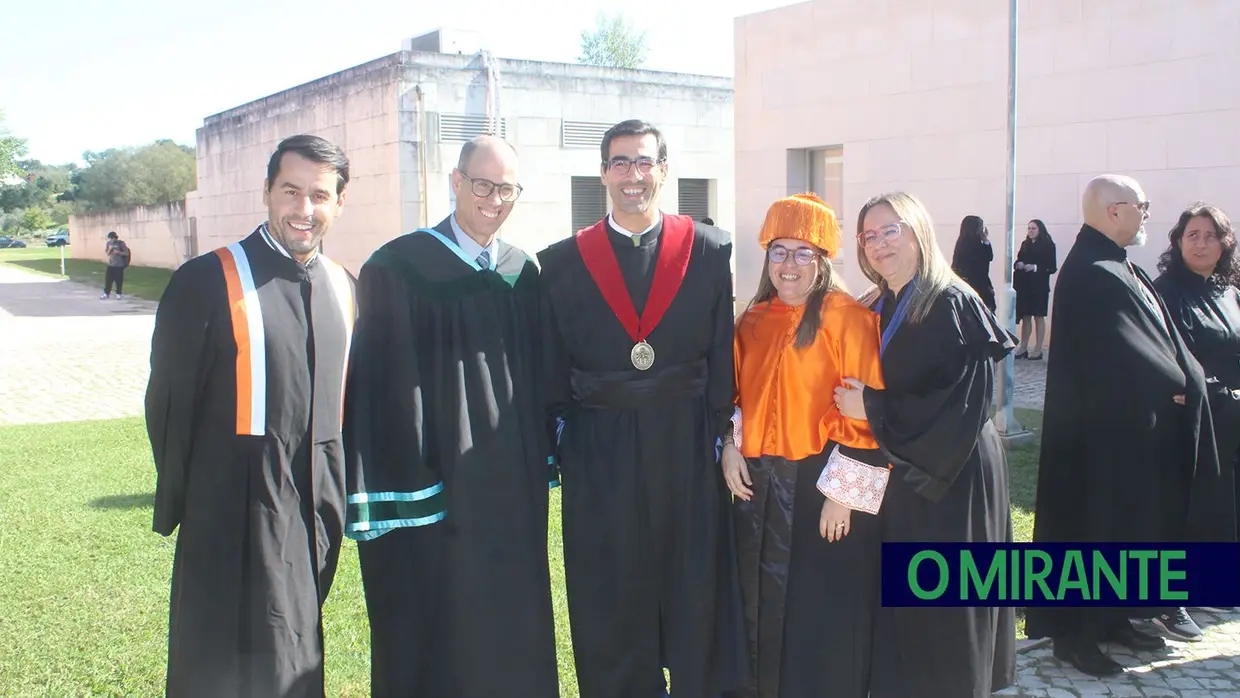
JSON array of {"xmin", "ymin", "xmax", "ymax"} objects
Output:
[{"xmin": 880, "ymin": 543, "xmax": 1240, "ymax": 607}]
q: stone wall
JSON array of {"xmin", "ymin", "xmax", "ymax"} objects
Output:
[{"xmin": 69, "ymin": 201, "xmax": 189, "ymax": 270}]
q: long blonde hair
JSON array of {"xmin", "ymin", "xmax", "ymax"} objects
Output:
[{"xmin": 855, "ymin": 192, "xmax": 975, "ymax": 323}]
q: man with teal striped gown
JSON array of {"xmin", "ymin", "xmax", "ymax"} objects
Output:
[{"xmin": 341, "ymin": 135, "xmax": 560, "ymax": 698}]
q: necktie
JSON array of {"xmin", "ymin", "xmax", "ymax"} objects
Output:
[{"xmin": 475, "ymin": 249, "xmax": 490, "ymax": 270}]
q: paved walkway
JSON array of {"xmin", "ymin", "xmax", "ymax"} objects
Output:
[
  {"xmin": 2, "ymin": 264, "xmax": 1237, "ymax": 695},
  {"xmin": 0, "ymin": 264, "xmax": 157, "ymax": 426},
  {"xmin": 1004, "ymin": 609, "xmax": 1240, "ymax": 696},
  {"xmin": 1011, "ymin": 355, "xmax": 1048, "ymax": 409}
]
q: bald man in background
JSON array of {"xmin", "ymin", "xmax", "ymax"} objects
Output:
[
  {"xmin": 343, "ymin": 134, "xmax": 560, "ymax": 697},
  {"xmin": 1024, "ymin": 175, "xmax": 1234, "ymax": 676}
]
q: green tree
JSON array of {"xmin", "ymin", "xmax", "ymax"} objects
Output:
[
  {"xmin": 579, "ymin": 12, "xmax": 649, "ymax": 69},
  {"xmin": 66, "ymin": 139, "xmax": 196, "ymax": 212},
  {"xmin": 0, "ymin": 110, "xmax": 28, "ymax": 180},
  {"xmin": 20, "ymin": 206, "xmax": 53, "ymax": 232},
  {"xmin": 0, "ymin": 159, "xmax": 76, "ymax": 213}
]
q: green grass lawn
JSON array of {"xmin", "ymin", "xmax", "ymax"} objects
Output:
[
  {"xmin": 0, "ymin": 409, "xmax": 1043, "ymax": 696},
  {"xmin": 0, "ymin": 247, "xmax": 173, "ymax": 301}
]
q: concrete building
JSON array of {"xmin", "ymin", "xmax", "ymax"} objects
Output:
[
  {"xmin": 733, "ymin": 0, "xmax": 1240, "ymax": 326},
  {"xmin": 72, "ymin": 29, "xmax": 736, "ymax": 275}
]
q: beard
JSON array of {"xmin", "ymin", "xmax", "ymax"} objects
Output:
[
  {"xmin": 270, "ymin": 218, "xmax": 325, "ymax": 255},
  {"xmin": 1128, "ymin": 226, "xmax": 1147, "ymax": 248}
]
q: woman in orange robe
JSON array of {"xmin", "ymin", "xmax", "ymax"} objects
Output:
[{"xmin": 721, "ymin": 193, "xmax": 890, "ymax": 698}]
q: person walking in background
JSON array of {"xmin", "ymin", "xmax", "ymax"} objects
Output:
[
  {"xmin": 100, "ymin": 231, "xmax": 131, "ymax": 299},
  {"xmin": 1014, "ymin": 219, "xmax": 1058, "ymax": 360},
  {"xmin": 951, "ymin": 215, "xmax": 996, "ymax": 311}
]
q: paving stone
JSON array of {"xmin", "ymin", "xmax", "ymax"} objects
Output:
[{"xmin": 0, "ymin": 266, "xmax": 157, "ymax": 427}]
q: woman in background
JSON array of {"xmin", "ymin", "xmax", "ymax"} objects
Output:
[
  {"xmin": 951, "ymin": 214, "xmax": 996, "ymax": 311},
  {"xmin": 1014, "ymin": 219, "xmax": 1058, "ymax": 360}
]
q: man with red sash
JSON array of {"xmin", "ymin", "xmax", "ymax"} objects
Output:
[
  {"xmin": 538, "ymin": 119, "xmax": 746, "ymax": 698},
  {"xmin": 144, "ymin": 134, "xmax": 356, "ymax": 697}
]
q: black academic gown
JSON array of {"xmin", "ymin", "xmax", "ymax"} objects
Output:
[
  {"xmin": 1014, "ymin": 236, "xmax": 1058, "ymax": 319},
  {"xmin": 952, "ymin": 237, "xmax": 996, "ymax": 311},
  {"xmin": 538, "ymin": 215, "xmax": 747, "ymax": 698},
  {"xmin": 342, "ymin": 217, "xmax": 559, "ymax": 698},
  {"xmin": 145, "ymin": 226, "xmax": 355, "ymax": 698},
  {"xmin": 861, "ymin": 283, "xmax": 1018, "ymax": 698},
  {"xmin": 1154, "ymin": 266, "xmax": 1240, "ymax": 540},
  {"xmin": 1026, "ymin": 225, "xmax": 1234, "ymax": 643}
]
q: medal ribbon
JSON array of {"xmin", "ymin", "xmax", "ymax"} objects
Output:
[
  {"xmin": 575, "ymin": 213, "xmax": 696, "ymax": 345},
  {"xmin": 875, "ymin": 281, "xmax": 916, "ymax": 357}
]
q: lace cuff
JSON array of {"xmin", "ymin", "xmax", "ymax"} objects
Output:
[
  {"xmin": 816, "ymin": 445, "xmax": 890, "ymax": 515},
  {"xmin": 730, "ymin": 406, "xmax": 742, "ymax": 450}
]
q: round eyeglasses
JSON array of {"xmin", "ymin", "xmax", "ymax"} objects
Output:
[
  {"xmin": 768, "ymin": 245, "xmax": 817, "ymax": 266},
  {"xmin": 461, "ymin": 174, "xmax": 523, "ymax": 203},
  {"xmin": 857, "ymin": 222, "xmax": 904, "ymax": 249}
]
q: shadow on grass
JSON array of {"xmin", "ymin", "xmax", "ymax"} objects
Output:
[{"xmin": 89, "ymin": 492, "xmax": 155, "ymax": 510}]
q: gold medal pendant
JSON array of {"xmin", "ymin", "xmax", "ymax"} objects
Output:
[{"xmin": 630, "ymin": 340, "xmax": 655, "ymax": 371}]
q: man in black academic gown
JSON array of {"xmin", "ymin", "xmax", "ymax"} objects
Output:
[
  {"xmin": 342, "ymin": 135, "xmax": 560, "ymax": 698},
  {"xmin": 1026, "ymin": 174, "xmax": 1235, "ymax": 677},
  {"xmin": 145, "ymin": 134, "xmax": 357, "ymax": 698},
  {"xmin": 538, "ymin": 119, "xmax": 746, "ymax": 698}
]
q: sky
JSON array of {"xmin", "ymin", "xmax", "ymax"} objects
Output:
[{"xmin": 1, "ymin": 0, "xmax": 798, "ymax": 166}]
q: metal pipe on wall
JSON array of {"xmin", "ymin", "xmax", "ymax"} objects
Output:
[
  {"xmin": 416, "ymin": 83, "xmax": 429, "ymax": 228},
  {"xmin": 995, "ymin": 0, "xmax": 1030, "ymax": 443}
]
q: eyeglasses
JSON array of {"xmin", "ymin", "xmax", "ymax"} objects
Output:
[
  {"xmin": 461, "ymin": 173, "xmax": 523, "ymax": 203},
  {"xmin": 768, "ymin": 245, "xmax": 817, "ymax": 266},
  {"xmin": 604, "ymin": 156, "xmax": 665, "ymax": 176},
  {"xmin": 1117, "ymin": 200, "xmax": 1151, "ymax": 214},
  {"xmin": 857, "ymin": 221, "xmax": 905, "ymax": 249}
]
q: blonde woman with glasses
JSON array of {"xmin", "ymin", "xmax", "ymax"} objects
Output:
[{"xmin": 833, "ymin": 192, "xmax": 1018, "ymax": 697}]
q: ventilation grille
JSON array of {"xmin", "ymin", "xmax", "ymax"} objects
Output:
[
  {"xmin": 437, "ymin": 113, "xmax": 507, "ymax": 141},
  {"xmin": 562, "ymin": 120, "xmax": 612, "ymax": 149},
  {"xmin": 677, "ymin": 179, "xmax": 710, "ymax": 221},
  {"xmin": 571, "ymin": 176, "xmax": 607, "ymax": 232}
]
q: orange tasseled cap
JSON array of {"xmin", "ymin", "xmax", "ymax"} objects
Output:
[{"xmin": 757, "ymin": 193, "xmax": 842, "ymax": 259}]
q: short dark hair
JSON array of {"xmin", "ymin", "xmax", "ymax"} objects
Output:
[
  {"xmin": 107, "ymin": 231, "xmax": 118, "ymax": 239},
  {"xmin": 600, "ymin": 119, "xmax": 667, "ymax": 164},
  {"xmin": 700, "ymin": 217, "xmax": 714, "ymax": 226},
  {"xmin": 1157, "ymin": 202, "xmax": 1240, "ymax": 291},
  {"xmin": 265, "ymin": 134, "xmax": 350, "ymax": 194}
]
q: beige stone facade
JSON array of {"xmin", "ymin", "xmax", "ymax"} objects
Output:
[{"xmin": 732, "ymin": 0, "xmax": 1240, "ymax": 327}]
